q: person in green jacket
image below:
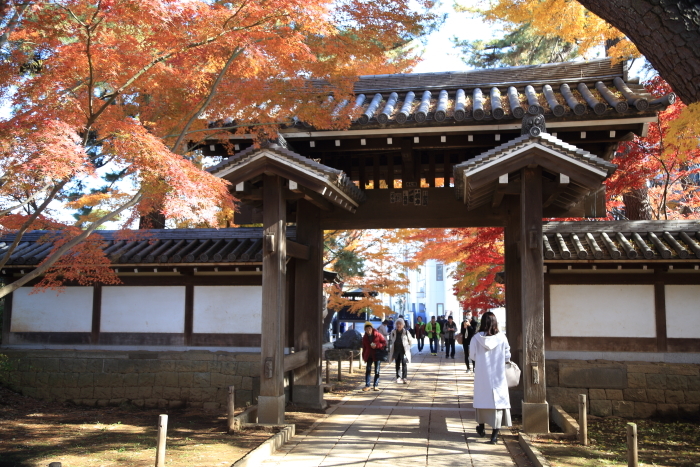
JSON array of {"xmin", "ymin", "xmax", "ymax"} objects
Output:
[{"xmin": 425, "ymin": 316, "xmax": 441, "ymax": 356}]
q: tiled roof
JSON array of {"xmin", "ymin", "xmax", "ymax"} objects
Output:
[
  {"xmin": 302, "ymin": 59, "xmax": 674, "ymax": 128},
  {"xmin": 0, "ymin": 228, "xmax": 296, "ymax": 266},
  {"xmin": 207, "ymin": 144, "xmax": 366, "ymax": 204},
  {"xmin": 542, "ymin": 221, "xmax": 700, "ymax": 261},
  {"xmin": 453, "ymin": 132, "xmax": 617, "ymax": 208}
]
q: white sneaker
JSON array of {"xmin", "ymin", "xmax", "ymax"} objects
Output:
[{"xmin": 396, "ymin": 377, "xmax": 403, "ymax": 384}]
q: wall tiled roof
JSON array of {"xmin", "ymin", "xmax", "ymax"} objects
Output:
[
  {"xmin": 543, "ymin": 221, "xmax": 700, "ymax": 261},
  {"xmin": 0, "ymin": 228, "xmax": 294, "ymax": 266}
]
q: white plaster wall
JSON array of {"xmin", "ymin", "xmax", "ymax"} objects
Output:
[
  {"xmin": 192, "ymin": 286, "xmax": 262, "ymax": 334},
  {"xmin": 11, "ymin": 287, "xmax": 93, "ymax": 332},
  {"xmin": 550, "ymin": 284, "xmax": 656, "ymax": 337},
  {"xmin": 665, "ymin": 285, "xmax": 700, "ymax": 339},
  {"xmin": 101, "ymin": 286, "xmax": 185, "ymax": 333}
]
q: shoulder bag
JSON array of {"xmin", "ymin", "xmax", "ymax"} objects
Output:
[
  {"xmin": 505, "ymin": 361, "xmax": 521, "ymax": 388},
  {"xmin": 375, "ymin": 347, "xmax": 390, "ymax": 362}
]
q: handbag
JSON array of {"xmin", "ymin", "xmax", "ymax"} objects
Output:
[
  {"xmin": 505, "ymin": 361, "xmax": 521, "ymax": 388},
  {"xmin": 455, "ymin": 333, "xmax": 463, "ymax": 345},
  {"xmin": 374, "ymin": 348, "xmax": 390, "ymax": 362}
]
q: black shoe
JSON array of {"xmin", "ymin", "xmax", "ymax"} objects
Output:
[
  {"xmin": 489, "ymin": 429, "xmax": 500, "ymax": 444},
  {"xmin": 476, "ymin": 424, "xmax": 485, "ymax": 437}
]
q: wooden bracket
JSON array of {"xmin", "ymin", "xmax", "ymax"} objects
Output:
[
  {"xmin": 492, "ymin": 173, "xmax": 510, "ymax": 208},
  {"xmin": 543, "ymin": 173, "xmax": 570, "ymax": 208},
  {"xmin": 286, "ymin": 240, "xmax": 309, "ymax": 260},
  {"xmin": 283, "ymin": 349, "xmax": 309, "ymax": 372}
]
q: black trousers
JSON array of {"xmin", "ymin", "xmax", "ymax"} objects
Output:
[
  {"xmin": 394, "ymin": 352, "xmax": 408, "ymax": 379},
  {"xmin": 464, "ymin": 342, "xmax": 473, "ymax": 369},
  {"xmin": 445, "ymin": 338, "xmax": 455, "ymax": 357}
]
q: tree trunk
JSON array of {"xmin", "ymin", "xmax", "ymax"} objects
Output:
[
  {"xmin": 578, "ymin": 0, "xmax": 700, "ymax": 104},
  {"xmin": 623, "ymin": 187, "xmax": 653, "ymax": 220}
]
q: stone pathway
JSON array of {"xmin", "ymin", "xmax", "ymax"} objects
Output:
[{"xmin": 262, "ymin": 347, "xmax": 516, "ymax": 466}]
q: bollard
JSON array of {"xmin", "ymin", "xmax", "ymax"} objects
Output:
[
  {"xmin": 627, "ymin": 422, "xmax": 638, "ymax": 467},
  {"xmin": 349, "ymin": 351, "xmax": 354, "ymax": 374},
  {"xmin": 155, "ymin": 414, "xmax": 168, "ymax": 467},
  {"xmin": 578, "ymin": 394, "xmax": 588, "ymax": 446},
  {"xmin": 227, "ymin": 386, "xmax": 235, "ymax": 432},
  {"xmin": 325, "ymin": 359, "xmax": 330, "ymax": 384}
]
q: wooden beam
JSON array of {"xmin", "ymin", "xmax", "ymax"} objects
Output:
[
  {"xmin": 284, "ymin": 349, "xmax": 309, "ymax": 372},
  {"xmin": 259, "ymin": 174, "xmax": 287, "ymax": 425},
  {"xmin": 401, "ymin": 138, "xmax": 415, "ymax": 184},
  {"xmin": 428, "ymin": 153, "xmax": 436, "ymax": 188},
  {"xmin": 543, "ymin": 173, "xmax": 571, "ymax": 208},
  {"xmin": 373, "ymin": 155, "xmax": 381, "ymax": 189},
  {"xmin": 504, "ymin": 196, "xmax": 523, "ymax": 385},
  {"xmin": 292, "ymin": 200, "xmax": 326, "ymax": 409},
  {"xmin": 492, "ymin": 173, "xmax": 509, "ymax": 208},
  {"xmin": 520, "ymin": 166, "xmax": 549, "ymax": 434},
  {"xmin": 286, "ymin": 240, "xmax": 309, "ymax": 260}
]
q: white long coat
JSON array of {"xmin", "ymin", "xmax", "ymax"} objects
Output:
[
  {"xmin": 469, "ymin": 332, "xmax": 511, "ymax": 409},
  {"xmin": 388, "ymin": 328, "xmax": 416, "ymax": 364}
]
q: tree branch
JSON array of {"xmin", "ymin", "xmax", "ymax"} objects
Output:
[
  {"xmin": 0, "ymin": 1, "xmax": 32, "ymax": 51},
  {"xmin": 171, "ymin": 47, "xmax": 244, "ymax": 154},
  {"xmin": 0, "ymin": 189, "xmax": 144, "ymax": 299}
]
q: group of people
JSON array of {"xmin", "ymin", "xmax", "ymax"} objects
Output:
[{"xmin": 361, "ymin": 311, "xmax": 512, "ymax": 445}]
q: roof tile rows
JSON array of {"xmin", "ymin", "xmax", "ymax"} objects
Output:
[
  {"xmin": 543, "ymin": 222, "xmax": 700, "ymax": 261},
  {"xmin": 0, "ymin": 228, "xmax": 294, "ymax": 266},
  {"xmin": 207, "ymin": 144, "xmax": 366, "ymax": 203}
]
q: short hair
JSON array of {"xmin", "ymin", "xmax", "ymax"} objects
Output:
[
  {"xmin": 431, "ymin": 316, "xmax": 436, "ymax": 319},
  {"xmin": 478, "ymin": 311, "xmax": 499, "ymax": 336},
  {"xmin": 395, "ymin": 318, "xmax": 405, "ymax": 327},
  {"xmin": 448, "ymin": 315, "xmax": 453, "ymax": 320}
]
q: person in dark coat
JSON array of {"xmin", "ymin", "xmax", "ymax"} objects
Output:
[
  {"xmin": 444, "ymin": 315, "xmax": 458, "ymax": 359},
  {"xmin": 414, "ymin": 316, "xmax": 426, "ymax": 352},
  {"xmin": 362, "ymin": 323, "xmax": 387, "ymax": 391},
  {"xmin": 461, "ymin": 311, "xmax": 478, "ymax": 372}
]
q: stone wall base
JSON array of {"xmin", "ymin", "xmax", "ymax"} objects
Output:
[
  {"xmin": 0, "ymin": 349, "xmax": 262, "ymax": 410},
  {"xmin": 546, "ymin": 359, "xmax": 700, "ymax": 419}
]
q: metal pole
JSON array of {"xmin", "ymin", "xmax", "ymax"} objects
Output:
[
  {"xmin": 578, "ymin": 394, "xmax": 588, "ymax": 446},
  {"xmin": 627, "ymin": 422, "xmax": 638, "ymax": 467},
  {"xmin": 155, "ymin": 414, "xmax": 168, "ymax": 467},
  {"xmin": 227, "ymin": 386, "xmax": 235, "ymax": 432}
]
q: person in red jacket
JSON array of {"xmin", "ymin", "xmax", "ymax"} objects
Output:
[{"xmin": 362, "ymin": 323, "xmax": 387, "ymax": 391}]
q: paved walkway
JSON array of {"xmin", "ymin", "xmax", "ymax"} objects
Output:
[{"xmin": 263, "ymin": 347, "xmax": 516, "ymax": 466}]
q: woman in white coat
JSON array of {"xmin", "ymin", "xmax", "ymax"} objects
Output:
[
  {"xmin": 388, "ymin": 318, "xmax": 416, "ymax": 384},
  {"xmin": 469, "ymin": 311, "xmax": 511, "ymax": 444}
]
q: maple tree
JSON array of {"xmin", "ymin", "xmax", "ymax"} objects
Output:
[
  {"xmin": 606, "ymin": 76, "xmax": 700, "ymax": 220},
  {"xmin": 323, "ymin": 229, "xmax": 410, "ymax": 319},
  {"xmin": 0, "ymin": 0, "xmax": 435, "ymax": 298}
]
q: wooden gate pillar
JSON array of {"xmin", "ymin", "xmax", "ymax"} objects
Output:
[
  {"xmin": 520, "ymin": 167, "xmax": 549, "ymax": 433},
  {"xmin": 504, "ymin": 196, "xmax": 523, "ymax": 413},
  {"xmin": 292, "ymin": 199, "xmax": 327, "ymax": 409},
  {"xmin": 258, "ymin": 174, "xmax": 287, "ymax": 425}
]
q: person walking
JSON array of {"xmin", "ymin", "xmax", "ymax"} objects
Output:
[
  {"xmin": 362, "ymin": 323, "xmax": 387, "ymax": 391},
  {"xmin": 437, "ymin": 315, "xmax": 447, "ymax": 351},
  {"xmin": 414, "ymin": 316, "xmax": 426, "ymax": 352},
  {"xmin": 461, "ymin": 311, "xmax": 477, "ymax": 372},
  {"xmin": 388, "ymin": 318, "xmax": 416, "ymax": 384},
  {"xmin": 377, "ymin": 320, "xmax": 389, "ymax": 338},
  {"xmin": 469, "ymin": 311, "xmax": 512, "ymax": 445},
  {"xmin": 443, "ymin": 315, "xmax": 458, "ymax": 359},
  {"xmin": 425, "ymin": 316, "xmax": 441, "ymax": 356}
]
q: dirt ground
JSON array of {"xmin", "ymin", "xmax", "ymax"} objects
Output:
[
  {"xmin": 532, "ymin": 415, "xmax": 700, "ymax": 467},
  {"xmin": 0, "ymin": 359, "xmax": 364, "ymax": 467}
]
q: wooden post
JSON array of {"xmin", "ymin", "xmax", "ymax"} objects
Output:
[
  {"xmin": 155, "ymin": 414, "xmax": 168, "ymax": 467},
  {"xmin": 258, "ymin": 174, "xmax": 287, "ymax": 425},
  {"xmin": 520, "ymin": 167, "xmax": 549, "ymax": 434},
  {"xmin": 358, "ymin": 351, "xmax": 362, "ymax": 369},
  {"xmin": 627, "ymin": 423, "xmax": 638, "ymax": 467},
  {"xmin": 326, "ymin": 359, "xmax": 330, "ymax": 384},
  {"xmin": 227, "ymin": 386, "xmax": 235, "ymax": 433},
  {"xmin": 292, "ymin": 199, "xmax": 326, "ymax": 409},
  {"xmin": 349, "ymin": 351, "xmax": 354, "ymax": 374},
  {"xmin": 337, "ymin": 357, "xmax": 342, "ymax": 381},
  {"xmin": 504, "ymin": 196, "xmax": 523, "ymax": 385},
  {"xmin": 579, "ymin": 394, "xmax": 588, "ymax": 446}
]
